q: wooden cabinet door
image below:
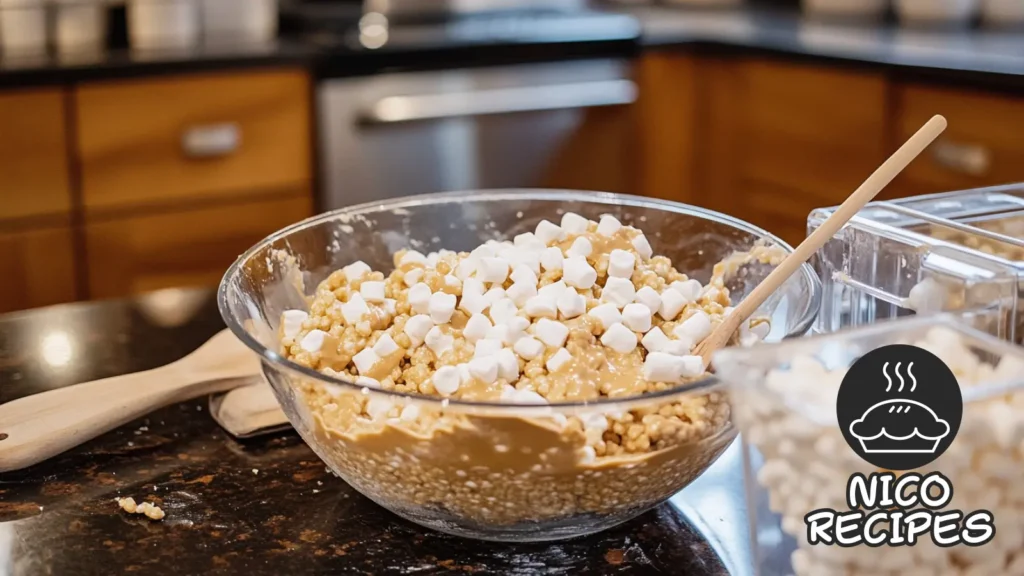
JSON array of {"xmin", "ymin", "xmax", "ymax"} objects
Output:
[
  {"xmin": 0, "ymin": 225, "xmax": 77, "ymax": 313},
  {"xmin": 0, "ymin": 89, "xmax": 72, "ymax": 221},
  {"xmin": 85, "ymin": 195, "xmax": 311, "ymax": 299}
]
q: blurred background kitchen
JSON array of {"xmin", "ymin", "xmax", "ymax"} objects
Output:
[{"xmin": 1, "ymin": 0, "xmax": 1022, "ymax": 315}]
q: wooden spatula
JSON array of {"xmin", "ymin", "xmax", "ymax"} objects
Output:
[
  {"xmin": 696, "ymin": 114, "xmax": 948, "ymax": 366},
  {"xmin": 0, "ymin": 329, "xmax": 260, "ymax": 472}
]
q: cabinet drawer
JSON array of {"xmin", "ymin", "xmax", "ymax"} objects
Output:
[
  {"xmin": 85, "ymin": 195, "xmax": 312, "ymax": 299},
  {"xmin": 0, "ymin": 89, "xmax": 71, "ymax": 221},
  {"xmin": 76, "ymin": 70, "xmax": 311, "ymax": 212},
  {"xmin": 0, "ymin": 225, "xmax": 77, "ymax": 313},
  {"xmin": 896, "ymin": 85, "xmax": 1024, "ymax": 196}
]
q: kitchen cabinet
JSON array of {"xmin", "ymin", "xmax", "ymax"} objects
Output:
[
  {"xmin": 0, "ymin": 224, "xmax": 78, "ymax": 313},
  {"xmin": 0, "ymin": 89, "xmax": 72, "ymax": 222}
]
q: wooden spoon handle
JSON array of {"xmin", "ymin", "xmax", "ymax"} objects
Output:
[{"xmin": 0, "ymin": 367, "xmax": 248, "ymax": 473}]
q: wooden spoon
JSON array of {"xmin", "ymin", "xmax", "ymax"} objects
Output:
[
  {"xmin": 0, "ymin": 329, "xmax": 260, "ymax": 473},
  {"xmin": 695, "ymin": 114, "xmax": 948, "ymax": 366}
]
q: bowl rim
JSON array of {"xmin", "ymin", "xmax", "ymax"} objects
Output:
[{"xmin": 218, "ymin": 188, "xmax": 822, "ymax": 410}]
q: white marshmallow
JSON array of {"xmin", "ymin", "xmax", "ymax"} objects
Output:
[
  {"xmin": 535, "ymin": 220, "xmax": 565, "ymax": 244},
  {"xmin": 540, "ymin": 246, "xmax": 564, "ymax": 271},
  {"xmin": 468, "ymin": 356, "xmax": 499, "ymax": 385},
  {"xmin": 524, "ymin": 295, "xmax": 558, "ymax": 319},
  {"xmin": 425, "ymin": 326, "xmax": 453, "ymax": 358},
  {"xmin": 471, "ymin": 244, "xmax": 497, "ymax": 259},
  {"xmin": 513, "ymin": 336, "xmax": 545, "ymax": 360},
  {"xmin": 478, "ymin": 257, "xmax": 510, "ymax": 284},
  {"xmin": 454, "ymin": 258, "xmax": 477, "ymax": 280},
  {"xmin": 538, "ymin": 280, "xmax": 567, "ymax": 300},
  {"xmin": 562, "ymin": 256, "xmax": 597, "ymax": 289},
  {"xmin": 408, "ymin": 283, "xmax": 432, "ymax": 315},
  {"xmin": 486, "ymin": 324, "xmax": 514, "ymax": 345},
  {"xmin": 463, "ymin": 277, "xmax": 485, "ymax": 297},
  {"xmin": 382, "ymin": 299, "xmax": 397, "ymax": 316},
  {"xmin": 514, "ymin": 232, "xmax": 546, "ymax": 251},
  {"xmin": 483, "ymin": 287, "xmax": 506, "ymax": 306},
  {"xmin": 506, "ymin": 282, "xmax": 538, "ymax": 307},
  {"xmin": 750, "ymin": 321, "xmax": 770, "ymax": 340},
  {"xmin": 601, "ymin": 277, "xmax": 636, "ymax": 308},
  {"xmin": 443, "ymin": 275, "xmax": 461, "ymax": 292},
  {"xmin": 300, "ymin": 329, "xmax": 327, "ymax": 353},
  {"xmin": 372, "ymin": 333, "xmax": 400, "ymax": 357},
  {"xmin": 432, "ymin": 365, "xmax": 461, "ymax": 396},
  {"xmin": 426, "ymin": 252, "xmax": 441, "ymax": 267},
  {"xmin": 560, "ymin": 212, "xmax": 590, "ymax": 235},
  {"xmin": 428, "ymin": 292, "xmax": 457, "ymax": 324},
  {"xmin": 677, "ymin": 311, "xmax": 712, "ymax": 342},
  {"xmin": 341, "ymin": 293, "xmax": 371, "ymax": 325},
  {"xmin": 366, "ymin": 396, "xmax": 394, "ymax": 420},
  {"xmin": 643, "ymin": 352, "xmax": 685, "ymax": 383},
  {"xmin": 399, "ymin": 250, "xmax": 427, "ymax": 267},
  {"xmin": 403, "ymin": 268, "xmax": 424, "ymax": 288},
  {"xmin": 588, "ymin": 303, "xmax": 622, "ymax": 330},
  {"xmin": 635, "ymin": 286, "xmax": 661, "ymax": 313},
  {"xmin": 597, "ymin": 215, "xmax": 622, "ymax": 237},
  {"xmin": 679, "ymin": 355, "xmax": 706, "ymax": 377},
  {"xmin": 662, "ymin": 339, "xmax": 691, "ymax": 356},
  {"xmin": 632, "ymin": 234, "xmax": 653, "ymax": 260},
  {"xmin": 495, "ymin": 348, "xmax": 520, "ymax": 382},
  {"xmin": 642, "ymin": 327, "xmax": 670, "ymax": 352},
  {"xmin": 355, "ymin": 376, "xmax": 380, "ymax": 389},
  {"xmin": 352, "ymin": 347, "xmax": 380, "ymax": 375},
  {"xmin": 400, "ymin": 404, "xmax": 421, "ymax": 422},
  {"xmin": 622, "ymin": 303, "xmax": 653, "ymax": 333},
  {"xmin": 608, "ymin": 249, "xmax": 636, "ymax": 279},
  {"xmin": 579, "ymin": 445, "xmax": 597, "ymax": 464},
  {"xmin": 557, "ymin": 289, "xmax": 587, "ymax": 319},
  {"xmin": 601, "ymin": 323, "xmax": 638, "ymax": 354},
  {"xmin": 567, "ymin": 237, "xmax": 593, "ymax": 259},
  {"xmin": 510, "ymin": 264, "xmax": 538, "ymax": 287},
  {"xmin": 281, "ymin": 310, "xmax": 308, "ymax": 340},
  {"xmin": 463, "ymin": 314, "xmax": 492, "ymax": 343},
  {"xmin": 508, "ymin": 316, "xmax": 530, "ymax": 336},
  {"xmin": 343, "ymin": 261, "xmax": 371, "ymax": 282},
  {"xmin": 546, "ymin": 348, "xmax": 572, "ymax": 372},
  {"xmin": 658, "ymin": 288, "xmax": 687, "ymax": 320},
  {"xmin": 403, "ymin": 315, "xmax": 434, "ymax": 347},
  {"xmin": 512, "ymin": 389, "xmax": 548, "ymax": 405},
  {"xmin": 534, "ymin": 318, "xmax": 570, "ymax": 348},
  {"xmin": 360, "ymin": 281, "xmax": 386, "ymax": 303},
  {"xmin": 459, "ymin": 290, "xmax": 488, "ymax": 316},
  {"xmin": 473, "ymin": 338, "xmax": 504, "ymax": 358},
  {"xmin": 672, "ymin": 279, "xmax": 703, "ymax": 302},
  {"xmin": 489, "ymin": 298, "xmax": 519, "ymax": 325}
]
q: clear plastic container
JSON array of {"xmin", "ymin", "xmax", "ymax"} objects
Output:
[
  {"xmin": 810, "ymin": 183, "xmax": 1024, "ymax": 343},
  {"xmin": 716, "ymin": 315, "xmax": 1024, "ymax": 576},
  {"xmin": 218, "ymin": 189, "xmax": 821, "ymax": 541}
]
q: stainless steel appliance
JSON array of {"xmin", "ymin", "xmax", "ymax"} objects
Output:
[{"xmin": 318, "ymin": 57, "xmax": 637, "ymax": 209}]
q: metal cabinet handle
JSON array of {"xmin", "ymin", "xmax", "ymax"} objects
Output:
[
  {"xmin": 360, "ymin": 79, "xmax": 637, "ymax": 125},
  {"xmin": 181, "ymin": 123, "xmax": 241, "ymax": 158},
  {"xmin": 931, "ymin": 139, "xmax": 991, "ymax": 177}
]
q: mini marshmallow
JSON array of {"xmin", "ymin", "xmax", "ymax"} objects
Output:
[
  {"xmin": 444, "ymin": 275, "xmax": 461, "ymax": 291},
  {"xmin": 359, "ymin": 281, "xmax": 386, "ymax": 303},
  {"xmin": 632, "ymin": 234, "xmax": 653, "ymax": 260},
  {"xmin": 601, "ymin": 277, "xmax": 636, "ymax": 308},
  {"xmin": 425, "ymin": 326, "xmax": 453, "ymax": 358},
  {"xmin": 534, "ymin": 318, "xmax": 570, "ymax": 348},
  {"xmin": 635, "ymin": 286, "xmax": 661, "ymax": 313},
  {"xmin": 281, "ymin": 310, "xmax": 308, "ymax": 340},
  {"xmin": 366, "ymin": 396, "xmax": 394, "ymax": 420},
  {"xmin": 495, "ymin": 348, "xmax": 520, "ymax": 382},
  {"xmin": 352, "ymin": 347, "xmax": 380, "ymax": 375},
  {"xmin": 546, "ymin": 348, "xmax": 572, "ymax": 372},
  {"xmin": 506, "ymin": 282, "xmax": 538, "ymax": 307},
  {"xmin": 343, "ymin": 261, "xmax": 371, "ymax": 282},
  {"xmin": 483, "ymin": 287, "xmax": 506, "ymax": 306},
  {"xmin": 562, "ymin": 256, "xmax": 597, "ymax": 289},
  {"xmin": 658, "ymin": 288, "xmax": 687, "ymax": 320},
  {"xmin": 400, "ymin": 404, "xmax": 421, "ymax": 422},
  {"xmin": 399, "ymin": 250, "xmax": 427, "ymax": 267},
  {"xmin": 300, "ymin": 329, "xmax": 327, "ymax": 353},
  {"xmin": 641, "ymin": 327, "xmax": 670, "ymax": 352},
  {"xmin": 561, "ymin": 212, "xmax": 590, "ymax": 235},
  {"xmin": 538, "ymin": 280, "xmax": 567, "ymax": 300},
  {"xmin": 463, "ymin": 277, "xmax": 485, "ymax": 296},
  {"xmin": 432, "ymin": 365, "xmax": 461, "ymax": 396},
  {"xmin": 510, "ymin": 264, "xmax": 538, "ymax": 287},
  {"xmin": 567, "ymin": 237, "xmax": 593, "ymax": 259},
  {"xmin": 540, "ymin": 246, "xmax": 564, "ymax": 271},
  {"xmin": 372, "ymin": 333, "xmax": 400, "ymax": 357},
  {"xmin": 601, "ymin": 323, "xmax": 637, "ymax": 354},
  {"xmin": 478, "ymin": 257, "xmax": 510, "ymax": 284},
  {"xmin": 671, "ymin": 279, "xmax": 703, "ymax": 302},
  {"xmin": 408, "ymin": 283, "xmax": 432, "ymax": 314},
  {"xmin": 608, "ymin": 249, "xmax": 636, "ymax": 279},
  {"xmin": 677, "ymin": 311, "xmax": 712, "ymax": 342},
  {"xmin": 463, "ymin": 314, "xmax": 492, "ymax": 343},
  {"xmin": 508, "ymin": 316, "xmax": 530, "ymax": 334},
  {"xmin": 579, "ymin": 445, "xmax": 597, "ymax": 464},
  {"xmin": 622, "ymin": 303, "xmax": 653, "ymax": 333},
  {"xmin": 489, "ymin": 298, "xmax": 519, "ymax": 325},
  {"xmin": 514, "ymin": 232, "xmax": 545, "ymax": 249},
  {"xmin": 459, "ymin": 290, "xmax": 488, "ymax": 316},
  {"xmin": 403, "ymin": 315, "xmax": 434, "ymax": 346},
  {"xmin": 535, "ymin": 220, "xmax": 565, "ymax": 244},
  {"xmin": 468, "ymin": 356, "xmax": 499, "ymax": 385},
  {"xmin": 524, "ymin": 295, "xmax": 558, "ymax": 319},
  {"xmin": 597, "ymin": 215, "xmax": 622, "ymax": 237},
  {"xmin": 485, "ymin": 324, "xmax": 512, "ymax": 345},
  {"xmin": 588, "ymin": 303, "xmax": 623, "ymax": 330},
  {"xmin": 403, "ymin": 268, "xmax": 424, "ymax": 288},
  {"xmin": 428, "ymin": 292, "xmax": 457, "ymax": 324},
  {"xmin": 471, "ymin": 244, "xmax": 497, "ymax": 259},
  {"xmin": 473, "ymin": 338, "xmax": 504, "ymax": 358},
  {"xmin": 514, "ymin": 336, "xmax": 545, "ymax": 360},
  {"xmin": 426, "ymin": 252, "xmax": 441, "ymax": 267},
  {"xmin": 454, "ymin": 258, "xmax": 477, "ymax": 280},
  {"xmin": 512, "ymin": 389, "xmax": 548, "ymax": 405},
  {"xmin": 341, "ymin": 293, "xmax": 371, "ymax": 324},
  {"xmin": 679, "ymin": 355, "xmax": 705, "ymax": 377},
  {"xmin": 556, "ymin": 289, "xmax": 586, "ymax": 319},
  {"xmin": 643, "ymin": 352, "xmax": 685, "ymax": 383},
  {"xmin": 662, "ymin": 339, "xmax": 691, "ymax": 356},
  {"xmin": 355, "ymin": 376, "xmax": 380, "ymax": 389},
  {"xmin": 382, "ymin": 299, "xmax": 397, "ymax": 316}
]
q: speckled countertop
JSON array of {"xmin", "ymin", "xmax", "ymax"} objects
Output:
[{"xmin": 0, "ymin": 289, "xmax": 751, "ymax": 575}]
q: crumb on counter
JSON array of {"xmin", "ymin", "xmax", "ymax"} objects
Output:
[{"xmin": 116, "ymin": 497, "xmax": 165, "ymax": 521}]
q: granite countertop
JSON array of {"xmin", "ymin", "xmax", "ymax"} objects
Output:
[{"xmin": 0, "ymin": 289, "xmax": 752, "ymax": 575}]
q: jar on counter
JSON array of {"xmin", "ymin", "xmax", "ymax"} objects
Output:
[
  {"xmin": 128, "ymin": 0, "xmax": 200, "ymax": 50},
  {"xmin": 0, "ymin": 0, "xmax": 47, "ymax": 55},
  {"xmin": 201, "ymin": 0, "xmax": 277, "ymax": 43},
  {"xmin": 55, "ymin": 0, "xmax": 108, "ymax": 54}
]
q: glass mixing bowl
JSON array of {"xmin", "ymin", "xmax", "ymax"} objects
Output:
[{"xmin": 218, "ymin": 189, "xmax": 822, "ymax": 542}]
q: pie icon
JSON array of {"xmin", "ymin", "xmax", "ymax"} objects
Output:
[{"xmin": 849, "ymin": 399, "xmax": 951, "ymax": 454}]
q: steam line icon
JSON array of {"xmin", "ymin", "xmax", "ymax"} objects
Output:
[{"xmin": 849, "ymin": 360, "xmax": 950, "ymax": 454}]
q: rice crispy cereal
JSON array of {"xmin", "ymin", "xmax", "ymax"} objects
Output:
[{"xmin": 278, "ymin": 213, "xmax": 775, "ymax": 530}]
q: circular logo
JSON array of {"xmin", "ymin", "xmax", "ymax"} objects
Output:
[{"xmin": 836, "ymin": 344, "xmax": 963, "ymax": 470}]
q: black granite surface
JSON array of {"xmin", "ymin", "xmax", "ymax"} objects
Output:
[{"xmin": 0, "ymin": 289, "xmax": 745, "ymax": 575}]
